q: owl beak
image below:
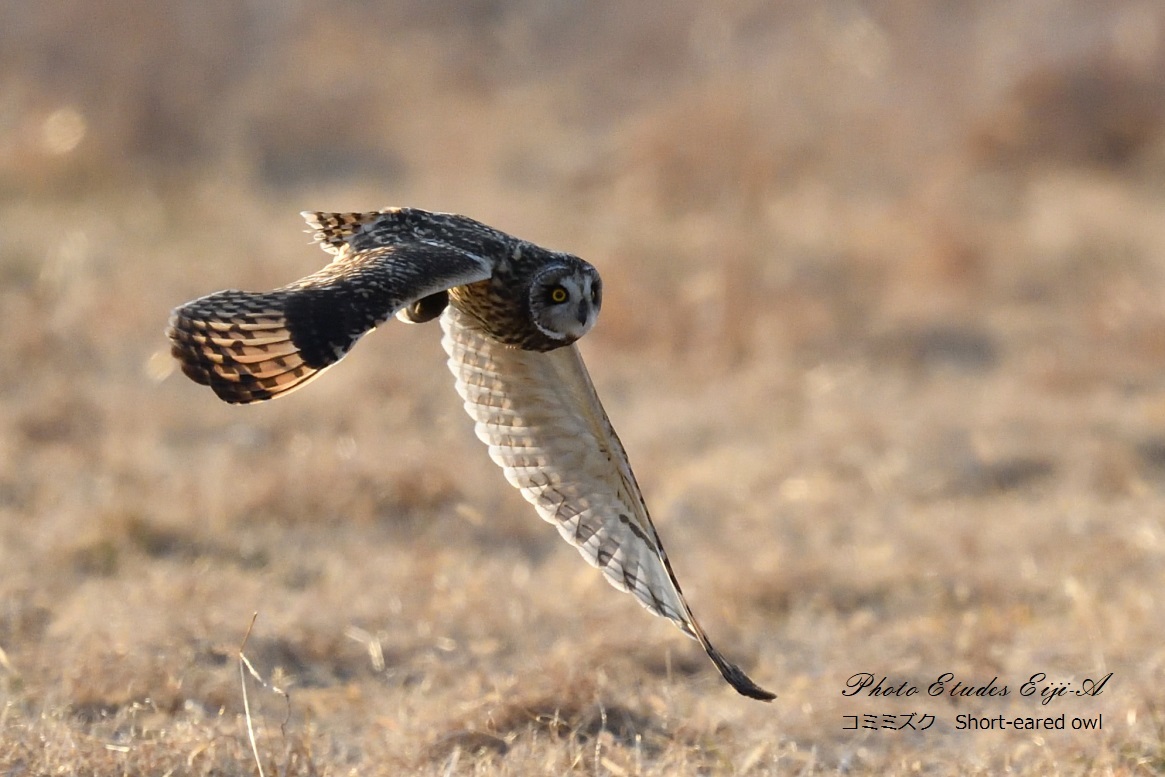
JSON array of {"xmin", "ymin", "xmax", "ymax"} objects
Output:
[{"xmin": 576, "ymin": 300, "xmax": 590, "ymax": 326}]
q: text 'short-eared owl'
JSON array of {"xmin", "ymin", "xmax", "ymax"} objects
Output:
[{"xmin": 167, "ymin": 207, "xmax": 773, "ymax": 701}]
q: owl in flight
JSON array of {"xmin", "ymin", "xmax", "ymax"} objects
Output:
[{"xmin": 167, "ymin": 207, "xmax": 773, "ymax": 701}]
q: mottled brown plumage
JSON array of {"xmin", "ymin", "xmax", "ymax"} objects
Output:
[{"xmin": 166, "ymin": 207, "xmax": 773, "ymax": 701}]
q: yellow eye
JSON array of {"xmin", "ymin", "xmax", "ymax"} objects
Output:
[{"xmin": 550, "ymin": 286, "xmax": 568, "ymax": 303}]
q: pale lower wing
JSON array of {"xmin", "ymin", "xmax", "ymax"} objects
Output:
[{"xmin": 440, "ymin": 306, "xmax": 773, "ymax": 700}]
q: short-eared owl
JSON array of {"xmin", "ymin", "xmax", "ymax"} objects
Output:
[{"xmin": 167, "ymin": 207, "xmax": 773, "ymax": 701}]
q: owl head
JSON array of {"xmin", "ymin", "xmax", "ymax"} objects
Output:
[{"xmin": 529, "ymin": 258, "xmax": 602, "ymax": 345}]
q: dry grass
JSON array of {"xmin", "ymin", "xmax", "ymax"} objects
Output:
[{"xmin": 3, "ymin": 2, "xmax": 1165, "ymax": 774}]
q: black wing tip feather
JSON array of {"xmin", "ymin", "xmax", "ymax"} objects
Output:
[
  {"xmin": 704, "ymin": 642, "xmax": 776, "ymax": 702},
  {"xmin": 722, "ymin": 663, "xmax": 777, "ymax": 702}
]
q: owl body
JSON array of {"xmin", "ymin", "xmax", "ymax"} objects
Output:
[{"xmin": 167, "ymin": 207, "xmax": 772, "ymax": 701}]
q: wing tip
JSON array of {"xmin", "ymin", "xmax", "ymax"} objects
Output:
[
  {"xmin": 165, "ymin": 299, "xmax": 311, "ymax": 405},
  {"xmin": 706, "ymin": 646, "xmax": 776, "ymax": 702},
  {"xmin": 166, "ymin": 338, "xmax": 275, "ymax": 404},
  {"xmin": 725, "ymin": 667, "xmax": 777, "ymax": 702},
  {"xmin": 693, "ymin": 629, "xmax": 775, "ymax": 701}
]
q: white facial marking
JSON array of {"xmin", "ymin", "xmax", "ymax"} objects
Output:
[{"xmin": 532, "ymin": 266, "xmax": 600, "ymax": 343}]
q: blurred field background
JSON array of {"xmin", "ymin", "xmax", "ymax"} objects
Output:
[{"xmin": 3, "ymin": 1, "xmax": 1165, "ymax": 774}]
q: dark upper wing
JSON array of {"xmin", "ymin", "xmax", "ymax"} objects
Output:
[{"xmin": 167, "ymin": 240, "xmax": 492, "ymax": 404}]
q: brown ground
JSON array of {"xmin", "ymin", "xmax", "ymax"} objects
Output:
[{"xmin": 3, "ymin": 2, "xmax": 1165, "ymax": 774}]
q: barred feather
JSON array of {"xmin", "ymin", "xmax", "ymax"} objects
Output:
[
  {"xmin": 168, "ymin": 219, "xmax": 493, "ymax": 403},
  {"xmin": 167, "ymin": 290, "xmax": 322, "ymax": 403},
  {"xmin": 441, "ymin": 306, "xmax": 774, "ymax": 701}
]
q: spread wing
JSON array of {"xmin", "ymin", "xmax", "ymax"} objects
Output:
[
  {"xmin": 167, "ymin": 212, "xmax": 492, "ymax": 404},
  {"xmin": 440, "ymin": 306, "xmax": 774, "ymax": 701}
]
